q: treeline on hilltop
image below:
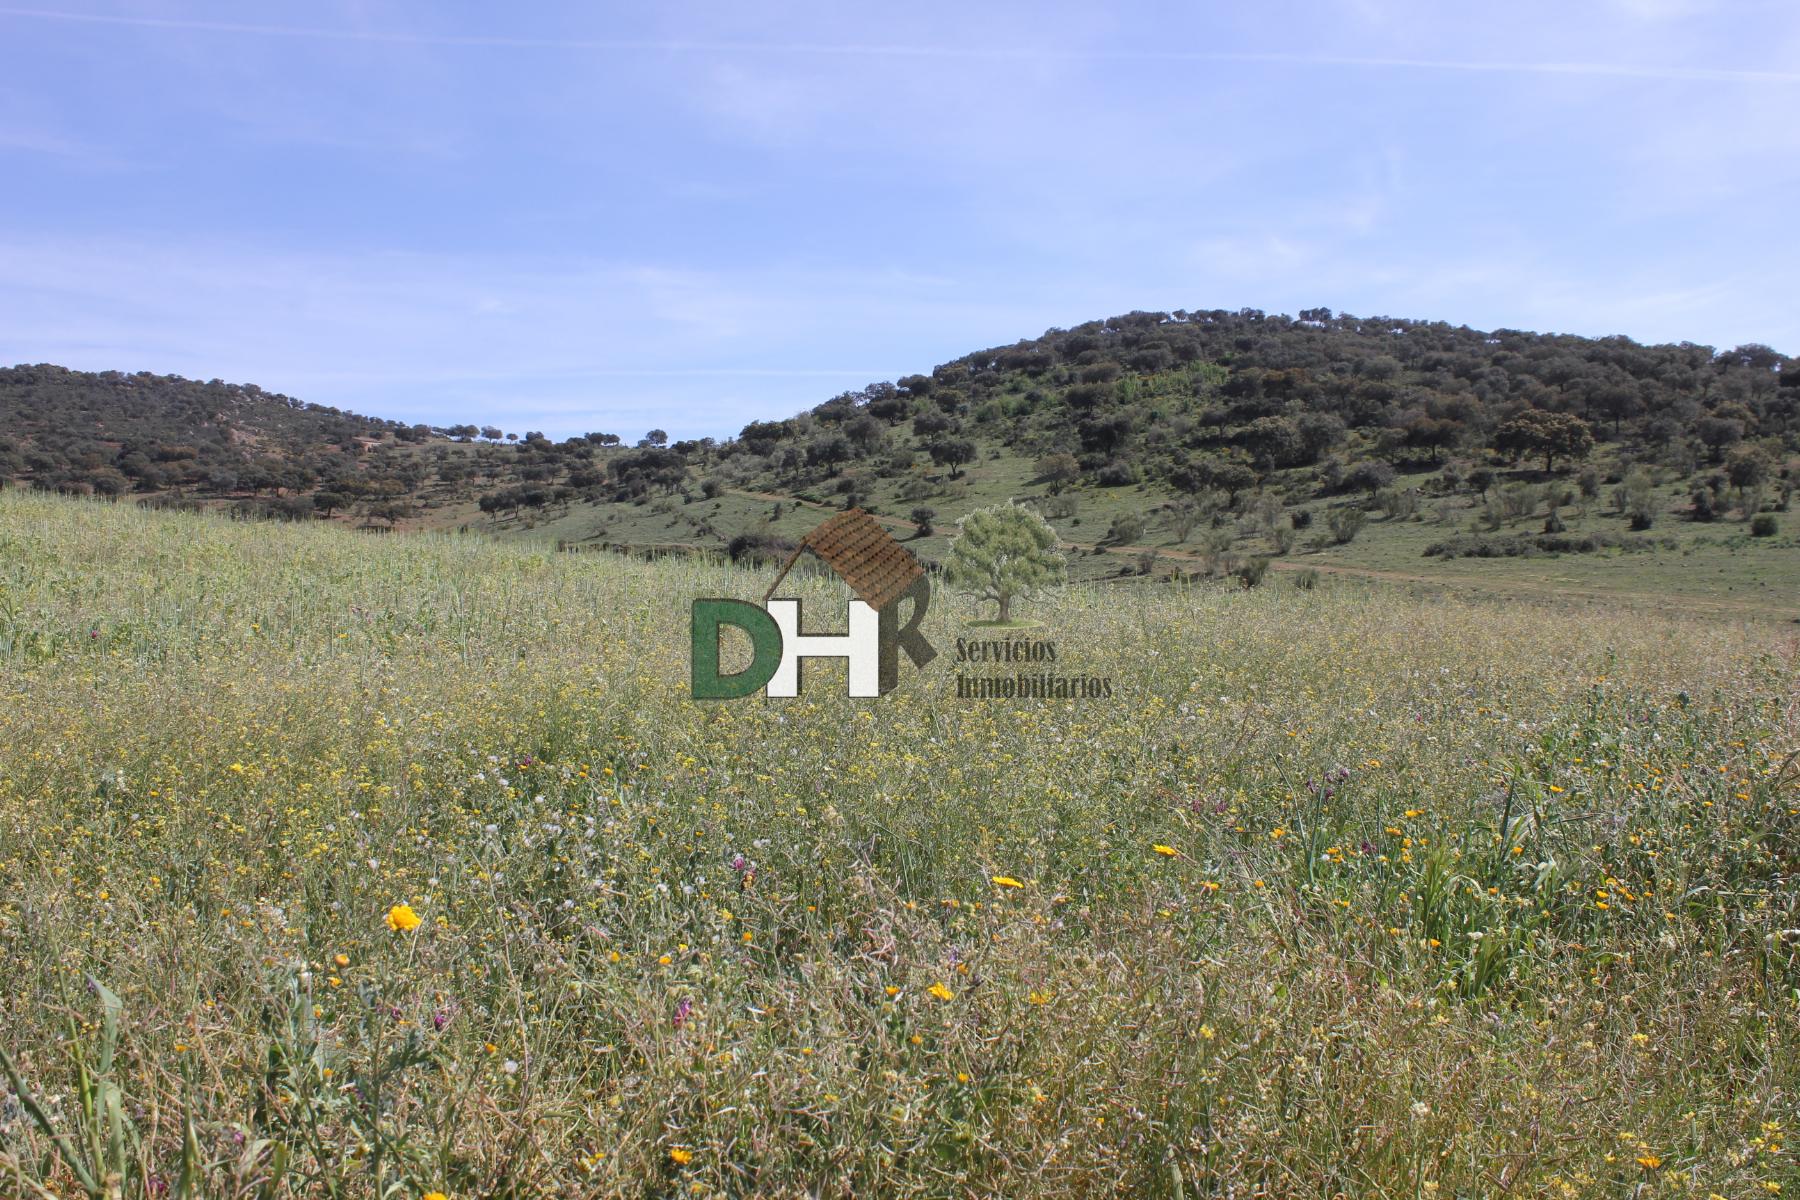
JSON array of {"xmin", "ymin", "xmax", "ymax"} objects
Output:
[
  {"xmin": 712, "ymin": 307, "xmax": 1797, "ymax": 498},
  {"xmin": 0, "ymin": 364, "xmax": 665, "ymax": 524},
  {"xmin": 4, "ymin": 306, "xmax": 1797, "ymax": 532}
]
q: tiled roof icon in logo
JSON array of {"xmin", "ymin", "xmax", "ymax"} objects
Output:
[{"xmin": 762, "ymin": 508, "xmax": 925, "ymax": 611}]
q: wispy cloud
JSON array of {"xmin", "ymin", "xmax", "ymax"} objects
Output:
[
  {"xmin": 0, "ymin": 235, "xmax": 1039, "ymax": 436},
  {"xmin": 4, "ymin": 7, "xmax": 1796, "ymax": 83},
  {"xmin": 2, "ymin": 2, "xmax": 1795, "ymax": 434}
]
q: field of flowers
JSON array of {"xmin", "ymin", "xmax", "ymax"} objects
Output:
[{"xmin": 0, "ymin": 488, "xmax": 1796, "ymax": 1198}]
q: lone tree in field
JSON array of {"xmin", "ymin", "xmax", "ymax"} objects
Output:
[
  {"xmin": 1493, "ymin": 410, "xmax": 1594, "ymax": 473},
  {"xmin": 945, "ymin": 501, "xmax": 1066, "ymax": 624}
]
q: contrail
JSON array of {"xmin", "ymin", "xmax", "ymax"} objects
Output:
[{"xmin": 1, "ymin": 6, "xmax": 1795, "ymax": 84}]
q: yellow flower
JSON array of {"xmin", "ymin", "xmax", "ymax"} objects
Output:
[
  {"xmin": 1152, "ymin": 844, "xmax": 1177, "ymax": 857},
  {"xmin": 385, "ymin": 903, "xmax": 422, "ymax": 933},
  {"xmin": 927, "ymin": 982, "xmax": 954, "ymax": 1002},
  {"xmin": 669, "ymin": 1148, "xmax": 693, "ymax": 1165},
  {"xmin": 991, "ymin": 875, "xmax": 1024, "ymax": 888},
  {"xmin": 1636, "ymin": 1154, "xmax": 1661, "ymax": 1169},
  {"xmin": 423, "ymin": 1192, "xmax": 449, "ymax": 1200},
  {"xmin": 333, "ymin": 953, "xmax": 349, "ymax": 967}
]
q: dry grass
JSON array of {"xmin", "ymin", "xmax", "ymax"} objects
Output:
[{"xmin": 0, "ymin": 490, "xmax": 1796, "ymax": 1198}]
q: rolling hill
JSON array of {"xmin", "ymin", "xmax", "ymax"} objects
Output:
[{"xmin": 4, "ymin": 306, "xmax": 1797, "ymax": 617}]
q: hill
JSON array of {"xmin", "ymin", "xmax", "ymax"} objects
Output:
[{"xmin": 4, "ymin": 307, "xmax": 1797, "ymax": 617}]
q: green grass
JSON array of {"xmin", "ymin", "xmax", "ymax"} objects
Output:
[
  {"xmin": 439, "ymin": 438, "xmax": 1800, "ymax": 621},
  {"xmin": 1, "ymin": 490, "xmax": 1797, "ymax": 1197}
]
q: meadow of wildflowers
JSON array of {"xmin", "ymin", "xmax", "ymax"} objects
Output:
[{"xmin": 0, "ymin": 489, "xmax": 1795, "ymax": 1197}]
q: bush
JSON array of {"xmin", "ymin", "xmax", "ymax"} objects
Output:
[
  {"xmin": 726, "ymin": 532, "xmax": 796, "ymax": 566},
  {"xmin": 1328, "ymin": 507, "xmax": 1366, "ymax": 545},
  {"xmin": 1232, "ymin": 556, "xmax": 1271, "ymax": 588},
  {"xmin": 1424, "ymin": 531, "xmax": 1667, "ymax": 559},
  {"xmin": 1292, "ymin": 567, "xmax": 1320, "ymax": 590},
  {"xmin": 1095, "ymin": 461, "xmax": 1139, "ymax": 487},
  {"xmin": 1101, "ymin": 512, "xmax": 1146, "ymax": 546},
  {"xmin": 1751, "ymin": 514, "xmax": 1778, "ymax": 537}
]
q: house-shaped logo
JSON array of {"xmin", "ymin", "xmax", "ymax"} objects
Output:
[{"xmin": 691, "ymin": 509, "xmax": 937, "ymax": 698}]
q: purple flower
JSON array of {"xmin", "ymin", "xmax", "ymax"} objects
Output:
[{"xmin": 673, "ymin": 998, "xmax": 692, "ymax": 1029}]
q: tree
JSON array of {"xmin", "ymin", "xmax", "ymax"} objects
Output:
[
  {"xmin": 944, "ymin": 501, "xmax": 1067, "ymax": 624},
  {"xmin": 1241, "ymin": 416, "xmax": 1305, "ymax": 469},
  {"xmin": 1493, "ymin": 410, "xmax": 1594, "ymax": 473},
  {"xmin": 806, "ymin": 434, "xmax": 852, "ymax": 473},
  {"xmin": 1034, "ymin": 451, "xmax": 1080, "ymax": 491},
  {"xmin": 929, "ymin": 437, "xmax": 977, "ymax": 479},
  {"xmin": 1166, "ymin": 497, "xmax": 1208, "ymax": 543},
  {"xmin": 1342, "ymin": 460, "xmax": 1396, "ymax": 496},
  {"xmin": 910, "ymin": 506, "xmax": 936, "ymax": 538},
  {"xmin": 1724, "ymin": 444, "xmax": 1769, "ymax": 501},
  {"xmin": 1174, "ymin": 460, "xmax": 1256, "ymax": 506},
  {"xmin": 644, "ymin": 429, "xmax": 668, "ymax": 447}
]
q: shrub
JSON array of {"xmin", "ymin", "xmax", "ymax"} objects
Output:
[
  {"xmin": 1095, "ymin": 461, "xmax": 1139, "ymax": 487},
  {"xmin": 1102, "ymin": 512, "xmax": 1146, "ymax": 546},
  {"xmin": 1751, "ymin": 514, "xmax": 1778, "ymax": 537},
  {"xmin": 1328, "ymin": 507, "xmax": 1367, "ymax": 545},
  {"xmin": 1232, "ymin": 555, "xmax": 1271, "ymax": 588}
]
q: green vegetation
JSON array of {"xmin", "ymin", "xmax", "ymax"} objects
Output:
[
  {"xmin": 1, "ymin": 491, "xmax": 1796, "ymax": 1196},
  {"xmin": 943, "ymin": 501, "xmax": 1066, "ymax": 623},
  {"xmin": 5, "ymin": 307, "xmax": 1796, "ymax": 623}
]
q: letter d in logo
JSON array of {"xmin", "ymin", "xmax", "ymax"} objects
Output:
[{"xmin": 690, "ymin": 599, "xmax": 782, "ymax": 699}]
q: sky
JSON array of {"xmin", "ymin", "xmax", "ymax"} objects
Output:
[{"xmin": 2, "ymin": 2, "xmax": 1797, "ymax": 441}]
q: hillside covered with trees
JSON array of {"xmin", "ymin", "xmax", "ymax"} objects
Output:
[
  {"xmin": 721, "ymin": 307, "xmax": 1796, "ymax": 506},
  {"xmin": 3, "ymin": 309, "xmax": 1796, "ymax": 605}
]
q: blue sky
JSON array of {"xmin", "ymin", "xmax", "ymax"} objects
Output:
[{"xmin": 2, "ymin": 2, "xmax": 1797, "ymax": 440}]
